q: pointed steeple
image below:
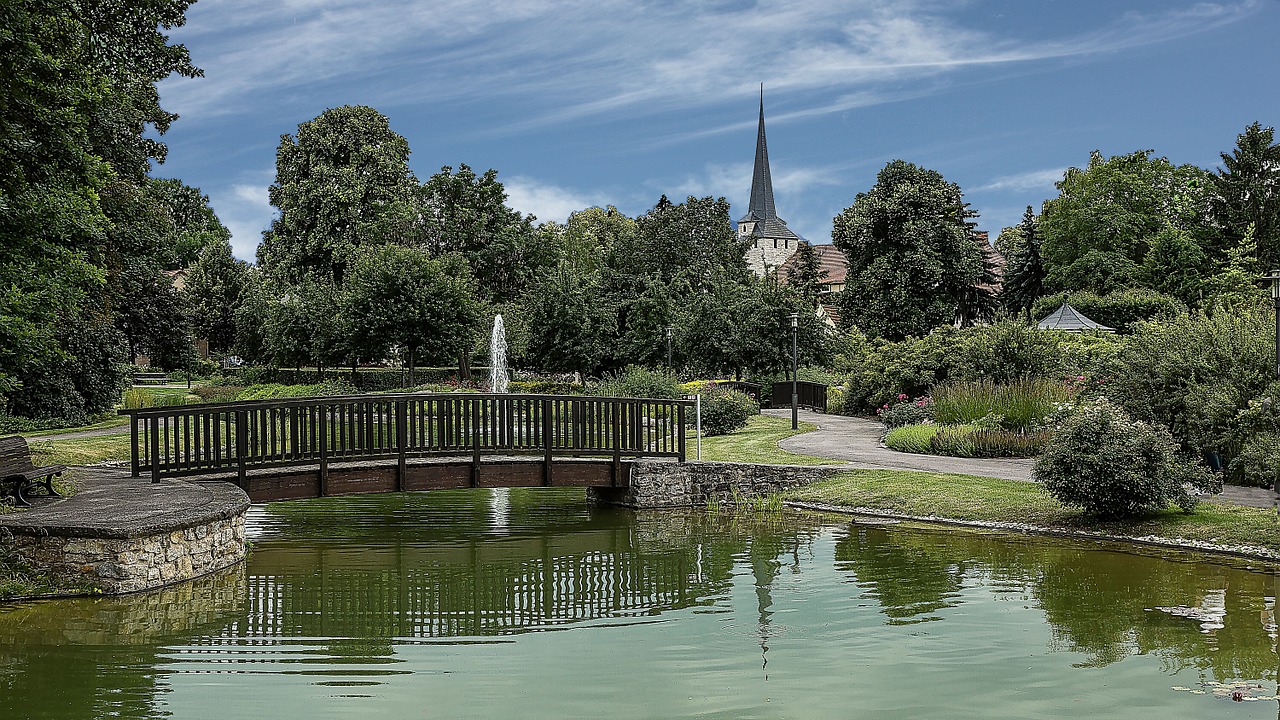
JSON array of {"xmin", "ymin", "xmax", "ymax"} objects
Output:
[{"xmin": 747, "ymin": 84, "xmax": 777, "ymax": 221}]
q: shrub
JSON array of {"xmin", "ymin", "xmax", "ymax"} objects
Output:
[
  {"xmin": 877, "ymin": 396, "xmax": 934, "ymax": 428},
  {"xmin": 698, "ymin": 389, "xmax": 759, "ymax": 436},
  {"xmin": 234, "ymin": 380, "xmax": 357, "ymax": 401},
  {"xmin": 933, "ymin": 377, "xmax": 1074, "ymax": 432},
  {"xmin": 591, "ymin": 366, "xmax": 681, "ymax": 399},
  {"xmin": 1034, "ymin": 399, "xmax": 1220, "ymax": 517},
  {"xmin": 507, "ymin": 380, "xmax": 582, "ymax": 395},
  {"xmin": 951, "ymin": 320, "xmax": 1062, "ymax": 382},
  {"xmin": 884, "ymin": 423, "xmax": 940, "ymax": 453},
  {"xmin": 962, "ymin": 429, "xmax": 1052, "ymax": 458},
  {"xmin": 191, "ymin": 385, "xmax": 244, "ymax": 404},
  {"xmin": 1106, "ymin": 305, "xmax": 1273, "ymax": 484}
]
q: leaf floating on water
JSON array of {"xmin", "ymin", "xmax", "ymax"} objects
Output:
[
  {"xmin": 1170, "ymin": 686, "xmax": 1191, "ymax": 691},
  {"xmin": 1190, "ymin": 690, "xmax": 1206, "ymax": 695}
]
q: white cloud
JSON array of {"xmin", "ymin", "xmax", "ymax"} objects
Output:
[
  {"xmin": 502, "ymin": 176, "xmax": 612, "ymax": 224},
  {"xmin": 973, "ymin": 167, "xmax": 1067, "ymax": 193},
  {"xmin": 207, "ymin": 175, "xmax": 276, "ymax": 262}
]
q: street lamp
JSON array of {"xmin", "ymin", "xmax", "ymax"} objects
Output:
[
  {"xmin": 787, "ymin": 312, "xmax": 799, "ymax": 430},
  {"xmin": 665, "ymin": 325, "xmax": 673, "ymax": 369},
  {"xmin": 1266, "ymin": 270, "xmax": 1280, "ymax": 381}
]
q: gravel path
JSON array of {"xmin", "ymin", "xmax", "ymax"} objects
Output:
[{"xmin": 762, "ymin": 408, "xmax": 1279, "ymax": 510}]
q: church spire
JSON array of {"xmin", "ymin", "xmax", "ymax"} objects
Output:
[{"xmin": 747, "ymin": 84, "xmax": 777, "ymax": 220}]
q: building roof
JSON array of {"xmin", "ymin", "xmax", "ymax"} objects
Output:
[
  {"xmin": 1037, "ymin": 302, "xmax": 1114, "ymax": 333},
  {"xmin": 977, "ymin": 232, "xmax": 1005, "ymax": 295},
  {"xmin": 739, "ymin": 87, "xmax": 777, "ymax": 224},
  {"xmin": 778, "ymin": 242, "xmax": 848, "ymax": 287}
]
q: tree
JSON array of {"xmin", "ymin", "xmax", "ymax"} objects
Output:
[
  {"xmin": 0, "ymin": 0, "xmax": 200, "ymax": 419},
  {"xmin": 1000, "ymin": 207, "xmax": 1046, "ymax": 320},
  {"xmin": 420, "ymin": 164, "xmax": 541, "ymax": 303},
  {"xmin": 832, "ymin": 160, "xmax": 986, "ymax": 340},
  {"xmin": 342, "ymin": 246, "xmax": 483, "ymax": 383},
  {"xmin": 1212, "ymin": 122, "xmax": 1280, "ymax": 269},
  {"xmin": 786, "ymin": 241, "xmax": 828, "ymax": 309},
  {"xmin": 258, "ymin": 106, "xmax": 421, "ymax": 285},
  {"xmin": 1040, "ymin": 150, "xmax": 1216, "ymax": 294},
  {"xmin": 520, "ymin": 266, "xmax": 617, "ymax": 375},
  {"xmin": 148, "ymin": 178, "xmax": 233, "ymax": 269},
  {"xmin": 185, "ymin": 240, "xmax": 249, "ymax": 354}
]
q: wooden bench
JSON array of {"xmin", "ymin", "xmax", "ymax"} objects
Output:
[
  {"xmin": 1, "ymin": 436, "xmax": 65, "ymax": 507},
  {"xmin": 132, "ymin": 372, "xmax": 169, "ymax": 385}
]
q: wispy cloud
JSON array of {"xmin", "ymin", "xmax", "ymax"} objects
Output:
[
  {"xmin": 973, "ymin": 167, "xmax": 1067, "ymax": 193},
  {"xmin": 162, "ymin": 0, "xmax": 1260, "ymax": 136}
]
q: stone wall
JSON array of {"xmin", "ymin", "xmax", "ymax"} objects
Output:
[
  {"xmin": 589, "ymin": 460, "xmax": 844, "ymax": 508},
  {"xmin": 3, "ymin": 513, "xmax": 247, "ymax": 595}
]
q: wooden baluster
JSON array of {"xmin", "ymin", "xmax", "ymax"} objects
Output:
[{"xmin": 396, "ymin": 399, "xmax": 407, "ymax": 491}]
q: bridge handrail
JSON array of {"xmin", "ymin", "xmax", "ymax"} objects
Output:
[{"xmin": 120, "ymin": 393, "xmax": 693, "ymax": 485}]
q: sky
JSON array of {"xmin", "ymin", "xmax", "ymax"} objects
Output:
[{"xmin": 151, "ymin": 0, "xmax": 1280, "ymax": 263}]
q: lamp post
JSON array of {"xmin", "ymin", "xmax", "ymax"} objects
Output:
[
  {"xmin": 1267, "ymin": 270, "xmax": 1280, "ymax": 381},
  {"xmin": 665, "ymin": 325, "xmax": 673, "ymax": 369},
  {"xmin": 787, "ymin": 312, "xmax": 799, "ymax": 430}
]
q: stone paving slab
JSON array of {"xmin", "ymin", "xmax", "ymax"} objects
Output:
[{"xmin": 0, "ymin": 466, "xmax": 249, "ymax": 539}]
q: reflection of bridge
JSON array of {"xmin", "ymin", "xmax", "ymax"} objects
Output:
[{"xmin": 120, "ymin": 394, "xmax": 692, "ymax": 502}]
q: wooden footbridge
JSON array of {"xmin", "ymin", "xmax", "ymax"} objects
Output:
[{"xmin": 120, "ymin": 394, "xmax": 692, "ymax": 502}]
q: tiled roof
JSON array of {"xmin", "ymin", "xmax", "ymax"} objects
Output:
[{"xmin": 779, "ymin": 242, "xmax": 847, "ymax": 286}]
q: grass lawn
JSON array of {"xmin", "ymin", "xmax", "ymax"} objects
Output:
[
  {"xmin": 18, "ymin": 415, "xmax": 129, "ymax": 438},
  {"xmin": 695, "ymin": 415, "xmax": 844, "ymax": 466},
  {"xmin": 790, "ymin": 469, "xmax": 1280, "ymax": 555},
  {"xmin": 26, "ymin": 434, "xmax": 133, "ymax": 468}
]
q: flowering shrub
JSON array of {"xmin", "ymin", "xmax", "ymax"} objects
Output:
[
  {"xmin": 699, "ymin": 389, "xmax": 759, "ymax": 436},
  {"xmin": 1034, "ymin": 399, "xmax": 1220, "ymax": 517},
  {"xmin": 877, "ymin": 395, "xmax": 934, "ymax": 428}
]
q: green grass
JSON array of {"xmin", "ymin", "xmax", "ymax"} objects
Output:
[
  {"xmin": 695, "ymin": 415, "xmax": 844, "ymax": 466},
  {"xmin": 18, "ymin": 415, "xmax": 129, "ymax": 438},
  {"xmin": 883, "ymin": 423, "xmax": 942, "ymax": 453},
  {"xmin": 26, "ymin": 435, "xmax": 133, "ymax": 468},
  {"xmin": 788, "ymin": 469, "xmax": 1280, "ymax": 555}
]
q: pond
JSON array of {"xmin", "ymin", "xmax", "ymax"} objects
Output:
[{"xmin": 2, "ymin": 489, "xmax": 1279, "ymax": 719}]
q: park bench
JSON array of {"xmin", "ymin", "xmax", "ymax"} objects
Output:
[
  {"xmin": 132, "ymin": 372, "xmax": 169, "ymax": 385},
  {"xmin": 0, "ymin": 436, "xmax": 65, "ymax": 507}
]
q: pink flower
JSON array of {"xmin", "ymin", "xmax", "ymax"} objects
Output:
[{"xmin": 898, "ymin": 393, "xmax": 908, "ymax": 400}]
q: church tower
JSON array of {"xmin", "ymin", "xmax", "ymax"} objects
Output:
[{"xmin": 740, "ymin": 88, "xmax": 803, "ymax": 277}]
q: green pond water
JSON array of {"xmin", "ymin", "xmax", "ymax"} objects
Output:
[{"xmin": 3, "ymin": 489, "xmax": 1280, "ymax": 719}]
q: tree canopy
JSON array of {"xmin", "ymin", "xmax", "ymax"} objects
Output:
[{"xmin": 832, "ymin": 160, "xmax": 988, "ymax": 340}]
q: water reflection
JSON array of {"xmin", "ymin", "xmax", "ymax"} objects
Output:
[{"xmin": 1, "ymin": 491, "xmax": 1279, "ymax": 719}]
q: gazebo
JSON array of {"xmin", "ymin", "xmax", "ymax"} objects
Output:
[{"xmin": 1037, "ymin": 302, "xmax": 1114, "ymax": 333}]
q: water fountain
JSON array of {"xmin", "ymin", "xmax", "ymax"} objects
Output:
[{"xmin": 490, "ymin": 314, "xmax": 509, "ymax": 393}]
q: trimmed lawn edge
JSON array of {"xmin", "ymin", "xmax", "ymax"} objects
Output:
[{"xmin": 785, "ymin": 499, "xmax": 1280, "ymax": 565}]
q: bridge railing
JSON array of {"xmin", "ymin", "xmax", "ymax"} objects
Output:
[{"xmin": 120, "ymin": 393, "xmax": 692, "ymax": 484}]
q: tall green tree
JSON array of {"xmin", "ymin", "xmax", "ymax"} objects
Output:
[
  {"xmin": 258, "ymin": 106, "xmax": 421, "ymax": 285},
  {"xmin": 832, "ymin": 160, "xmax": 986, "ymax": 340},
  {"xmin": 185, "ymin": 240, "xmax": 249, "ymax": 354},
  {"xmin": 342, "ymin": 246, "xmax": 483, "ymax": 382},
  {"xmin": 786, "ymin": 241, "xmax": 828, "ymax": 309},
  {"xmin": 1000, "ymin": 207, "xmax": 1046, "ymax": 320},
  {"xmin": 520, "ymin": 266, "xmax": 617, "ymax": 375},
  {"xmin": 420, "ymin": 164, "xmax": 541, "ymax": 303},
  {"xmin": 1040, "ymin": 150, "xmax": 1216, "ymax": 294},
  {"xmin": 1212, "ymin": 122, "xmax": 1280, "ymax": 269},
  {"xmin": 0, "ymin": 0, "xmax": 200, "ymax": 418}
]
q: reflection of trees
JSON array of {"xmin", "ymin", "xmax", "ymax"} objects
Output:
[
  {"xmin": 0, "ymin": 564, "xmax": 247, "ymax": 720},
  {"xmin": 831, "ymin": 521, "xmax": 1280, "ymax": 678},
  {"xmin": 833, "ymin": 524, "xmax": 969, "ymax": 624}
]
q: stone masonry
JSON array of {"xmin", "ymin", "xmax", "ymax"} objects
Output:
[
  {"xmin": 4, "ymin": 513, "xmax": 247, "ymax": 595},
  {"xmin": 589, "ymin": 459, "xmax": 845, "ymax": 508}
]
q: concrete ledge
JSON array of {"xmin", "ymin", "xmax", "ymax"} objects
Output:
[{"xmin": 0, "ymin": 468, "xmax": 250, "ymax": 595}]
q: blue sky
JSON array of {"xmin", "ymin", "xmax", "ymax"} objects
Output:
[{"xmin": 153, "ymin": 0, "xmax": 1280, "ymax": 263}]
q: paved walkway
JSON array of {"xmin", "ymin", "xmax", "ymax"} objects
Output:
[
  {"xmin": 0, "ymin": 466, "xmax": 247, "ymax": 538},
  {"xmin": 763, "ymin": 408, "xmax": 1279, "ymax": 510}
]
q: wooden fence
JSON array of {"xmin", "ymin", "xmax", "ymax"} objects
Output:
[
  {"xmin": 120, "ymin": 393, "xmax": 692, "ymax": 484},
  {"xmin": 770, "ymin": 380, "xmax": 828, "ymax": 412}
]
